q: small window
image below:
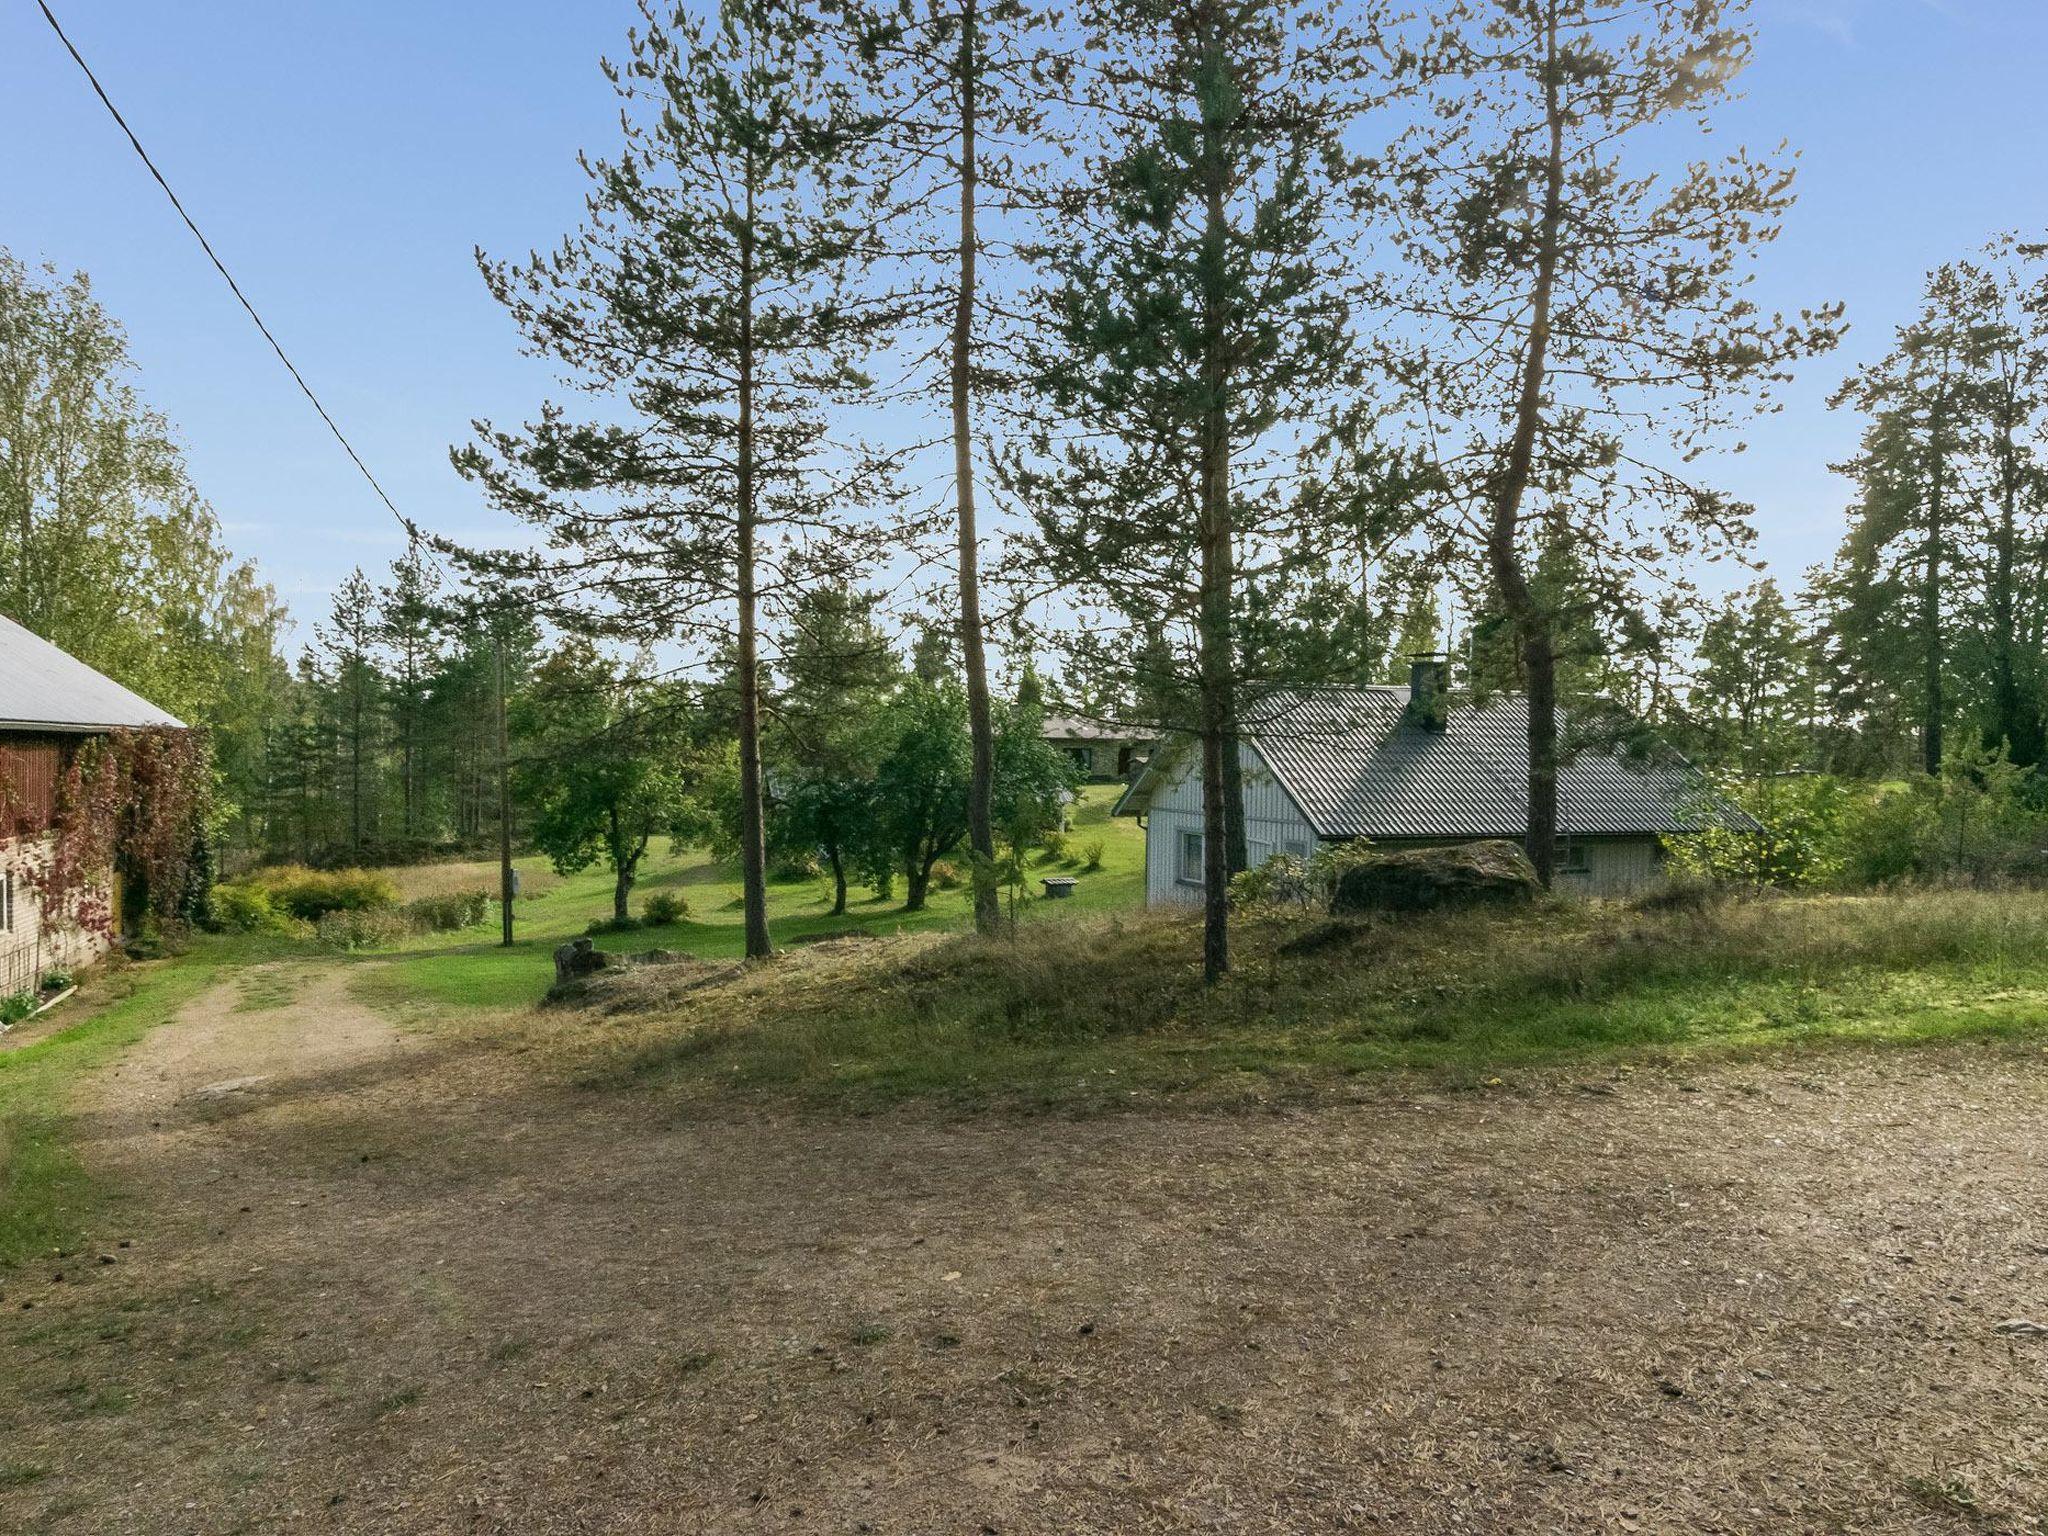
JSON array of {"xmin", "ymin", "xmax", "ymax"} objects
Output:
[
  {"xmin": 1557, "ymin": 839, "xmax": 1590, "ymax": 875},
  {"xmin": 1177, "ymin": 828, "xmax": 1205, "ymax": 885},
  {"xmin": 1, "ymin": 871, "xmax": 12, "ymax": 932},
  {"xmin": 1283, "ymin": 840, "xmax": 1310, "ymax": 861}
]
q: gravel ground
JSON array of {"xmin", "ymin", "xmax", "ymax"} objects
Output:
[{"xmin": 1, "ymin": 961, "xmax": 2045, "ymax": 1534}]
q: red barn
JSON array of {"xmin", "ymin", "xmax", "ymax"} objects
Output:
[{"xmin": 1, "ymin": 614, "xmax": 183, "ymax": 998}]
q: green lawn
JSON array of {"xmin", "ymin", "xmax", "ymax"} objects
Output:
[{"xmin": 356, "ymin": 784, "xmax": 1147, "ymax": 1013}]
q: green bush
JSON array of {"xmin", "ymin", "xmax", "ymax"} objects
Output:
[
  {"xmin": 0, "ymin": 992, "xmax": 37, "ymax": 1025},
  {"xmin": 643, "ymin": 891, "xmax": 688, "ymax": 926},
  {"xmin": 1080, "ymin": 839, "xmax": 1106, "ymax": 872},
  {"xmin": 930, "ymin": 860, "xmax": 963, "ymax": 891},
  {"xmin": 403, "ymin": 889, "xmax": 493, "ymax": 933},
  {"xmin": 1037, "ymin": 830, "xmax": 1071, "ymax": 865},
  {"xmin": 313, "ymin": 907, "xmax": 413, "ymax": 951},
  {"xmin": 211, "ymin": 882, "xmax": 286, "ymax": 934},
  {"xmin": 38, "ymin": 970, "xmax": 73, "ymax": 993},
  {"xmin": 772, "ymin": 852, "xmax": 823, "ymax": 883},
  {"xmin": 247, "ymin": 865, "xmax": 398, "ymax": 921},
  {"xmin": 587, "ymin": 915, "xmax": 645, "ymax": 936}
]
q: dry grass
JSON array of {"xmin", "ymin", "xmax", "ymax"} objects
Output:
[
  {"xmin": 380, "ymin": 858, "xmax": 560, "ymax": 902},
  {"xmin": 578, "ymin": 888, "xmax": 2048, "ymax": 1109},
  {"xmin": 2, "ymin": 954, "xmax": 2045, "ymax": 1532}
]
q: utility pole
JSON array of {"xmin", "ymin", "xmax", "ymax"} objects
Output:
[{"xmin": 496, "ymin": 625, "xmax": 514, "ymax": 948}]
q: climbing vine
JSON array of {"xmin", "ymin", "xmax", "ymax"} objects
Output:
[{"xmin": 3, "ymin": 727, "xmax": 211, "ymax": 944}]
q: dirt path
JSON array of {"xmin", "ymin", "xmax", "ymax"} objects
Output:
[{"xmin": 2, "ymin": 959, "xmax": 2046, "ymax": 1534}]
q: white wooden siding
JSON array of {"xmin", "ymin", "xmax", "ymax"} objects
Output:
[
  {"xmin": 1142, "ymin": 742, "xmax": 1317, "ymax": 908},
  {"xmin": 1552, "ymin": 837, "xmax": 1663, "ymax": 898}
]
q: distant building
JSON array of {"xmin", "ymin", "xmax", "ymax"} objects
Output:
[
  {"xmin": 1042, "ymin": 714, "xmax": 1156, "ymax": 783},
  {"xmin": 1114, "ymin": 658, "xmax": 1754, "ymax": 904},
  {"xmin": 0, "ymin": 615, "xmax": 183, "ymax": 996}
]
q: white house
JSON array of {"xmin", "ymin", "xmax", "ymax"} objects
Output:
[
  {"xmin": 1, "ymin": 615, "xmax": 184, "ymax": 998},
  {"xmin": 1114, "ymin": 659, "xmax": 1750, "ymax": 904}
]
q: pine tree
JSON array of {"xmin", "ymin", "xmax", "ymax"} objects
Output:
[
  {"xmin": 840, "ymin": 0, "xmax": 1065, "ymax": 936},
  {"xmin": 375, "ymin": 547, "xmax": 442, "ymax": 841},
  {"xmin": 1392, "ymin": 0, "xmax": 1841, "ymax": 884},
  {"xmin": 454, "ymin": 0, "xmax": 897, "ymax": 959},
  {"xmin": 1010, "ymin": 0, "xmax": 1397, "ymax": 982},
  {"xmin": 319, "ymin": 568, "xmax": 382, "ymax": 858}
]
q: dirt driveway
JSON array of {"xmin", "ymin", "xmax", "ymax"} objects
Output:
[{"xmin": 1, "ymin": 959, "xmax": 2045, "ymax": 1534}]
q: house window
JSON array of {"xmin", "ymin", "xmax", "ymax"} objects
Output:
[
  {"xmin": 1177, "ymin": 828, "xmax": 1205, "ymax": 885},
  {"xmin": 1, "ymin": 871, "xmax": 13, "ymax": 932},
  {"xmin": 1283, "ymin": 840, "xmax": 1310, "ymax": 861},
  {"xmin": 1557, "ymin": 839, "xmax": 1591, "ymax": 875}
]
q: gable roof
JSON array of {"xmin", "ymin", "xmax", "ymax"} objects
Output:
[
  {"xmin": 1117, "ymin": 686, "xmax": 1754, "ymax": 840},
  {"xmin": 0, "ymin": 614, "xmax": 184, "ymax": 733}
]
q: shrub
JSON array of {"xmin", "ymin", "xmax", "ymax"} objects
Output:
[
  {"xmin": 313, "ymin": 907, "xmax": 413, "ymax": 951},
  {"xmin": 1080, "ymin": 839, "xmax": 1106, "ymax": 872},
  {"xmin": 1038, "ymin": 830, "xmax": 1071, "ymax": 865},
  {"xmin": 1230, "ymin": 853, "xmax": 1314, "ymax": 910},
  {"xmin": 403, "ymin": 889, "xmax": 493, "ymax": 933},
  {"xmin": 248, "ymin": 865, "xmax": 398, "ymax": 921},
  {"xmin": 588, "ymin": 915, "xmax": 645, "ymax": 936},
  {"xmin": 643, "ymin": 890, "xmax": 689, "ymax": 925},
  {"xmin": 1666, "ymin": 774, "xmax": 1849, "ymax": 890},
  {"xmin": 772, "ymin": 852, "xmax": 823, "ymax": 883},
  {"xmin": 211, "ymin": 881, "xmax": 285, "ymax": 934},
  {"xmin": 930, "ymin": 860, "xmax": 963, "ymax": 891},
  {"xmin": 39, "ymin": 970, "xmax": 74, "ymax": 993},
  {"xmin": 0, "ymin": 992, "xmax": 37, "ymax": 1025}
]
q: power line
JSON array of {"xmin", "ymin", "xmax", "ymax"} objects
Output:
[{"xmin": 35, "ymin": 0, "xmax": 424, "ymax": 550}]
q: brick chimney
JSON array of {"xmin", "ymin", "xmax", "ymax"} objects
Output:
[{"xmin": 1407, "ymin": 654, "xmax": 1451, "ymax": 731}]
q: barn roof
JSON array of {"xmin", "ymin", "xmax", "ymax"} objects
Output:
[
  {"xmin": 1117, "ymin": 686, "xmax": 1753, "ymax": 840},
  {"xmin": 0, "ymin": 613, "xmax": 184, "ymax": 732}
]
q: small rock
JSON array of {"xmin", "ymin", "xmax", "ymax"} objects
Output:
[{"xmin": 1995, "ymin": 1318, "xmax": 2048, "ymax": 1336}]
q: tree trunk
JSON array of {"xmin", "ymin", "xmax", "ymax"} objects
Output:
[
  {"xmin": 953, "ymin": 0, "xmax": 999, "ymax": 939},
  {"xmin": 1921, "ymin": 396, "xmax": 1947, "ymax": 777},
  {"xmin": 1221, "ymin": 724, "xmax": 1248, "ymax": 876},
  {"xmin": 1489, "ymin": 0, "xmax": 1565, "ymax": 888},
  {"xmin": 1986, "ymin": 376, "xmax": 2039, "ymax": 765},
  {"xmin": 828, "ymin": 846, "xmax": 848, "ymax": 916},
  {"xmin": 735, "ymin": 156, "xmax": 775, "ymax": 960},
  {"xmin": 1195, "ymin": 10, "xmax": 1236, "ymax": 980},
  {"xmin": 904, "ymin": 853, "xmax": 932, "ymax": 913}
]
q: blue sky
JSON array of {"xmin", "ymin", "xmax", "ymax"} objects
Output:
[{"xmin": 4, "ymin": 1, "xmax": 2044, "ymax": 642}]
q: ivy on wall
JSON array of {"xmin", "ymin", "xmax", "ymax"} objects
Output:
[{"xmin": 2, "ymin": 727, "xmax": 211, "ymax": 944}]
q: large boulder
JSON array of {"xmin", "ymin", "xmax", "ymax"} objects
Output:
[
  {"xmin": 552, "ymin": 937, "xmax": 612, "ymax": 987},
  {"xmin": 1330, "ymin": 840, "xmax": 1539, "ymax": 915}
]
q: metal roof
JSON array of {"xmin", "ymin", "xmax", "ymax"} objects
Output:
[
  {"xmin": 1123, "ymin": 686, "xmax": 1754, "ymax": 839},
  {"xmin": 1042, "ymin": 713, "xmax": 1155, "ymax": 744},
  {"xmin": 0, "ymin": 613, "xmax": 184, "ymax": 732}
]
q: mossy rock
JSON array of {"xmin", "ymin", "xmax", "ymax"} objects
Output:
[{"xmin": 1330, "ymin": 839, "xmax": 1539, "ymax": 915}]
